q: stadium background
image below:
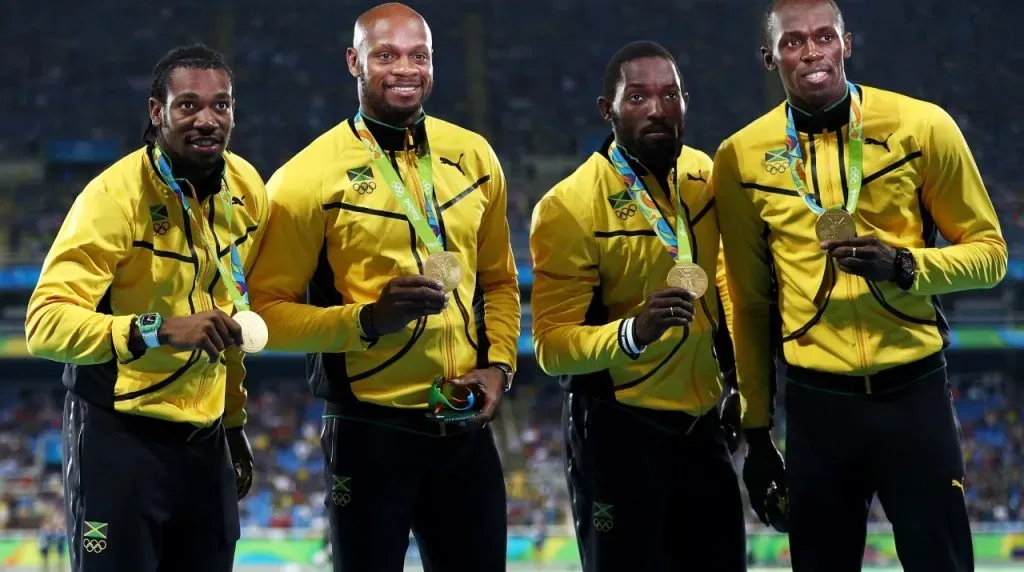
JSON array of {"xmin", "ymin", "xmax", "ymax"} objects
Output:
[{"xmin": 0, "ymin": 0, "xmax": 1020, "ymax": 570}]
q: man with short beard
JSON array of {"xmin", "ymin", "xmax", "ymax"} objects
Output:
[
  {"xmin": 248, "ymin": 3, "xmax": 520, "ymax": 571},
  {"xmin": 530, "ymin": 41, "xmax": 746, "ymax": 572}
]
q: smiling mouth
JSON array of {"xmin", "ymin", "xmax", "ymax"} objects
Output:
[
  {"xmin": 802, "ymin": 69, "xmax": 831, "ymax": 84},
  {"xmin": 188, "ymin": 137, "xmax": 222, "ymax": 151},
  {"xmin": 387, "ymin": 85, "xmax": 421, "ymax": 94}
]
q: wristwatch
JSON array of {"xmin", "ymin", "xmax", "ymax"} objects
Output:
[
  {"xmin": 892, "ymin": 248, "xmax": 917, "ymax": 291},
  {"xmin": 491, "ymin": 363, "xmax": 514, "ymax": 392},
  {"xmin": 137, "ymin": 313, "xmax": 163, "ymax": 348}
]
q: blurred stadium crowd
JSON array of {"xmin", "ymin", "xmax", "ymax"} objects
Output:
[
  {"xmin": 0, "ymin": 367, "xmax": 1022, "ymax": 533},
  {"xmin": 0, "ymin": 1, "xmax": 1021, "ymax": 265},
  {"xmin": 0, "ymin": 0, "xmax": 1021, "ymax": 558}
]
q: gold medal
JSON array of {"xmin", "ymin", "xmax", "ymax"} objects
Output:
[
  {"xmin": 815, "ymin": 209, "xmax": 857, "ymax": 242},
  {"xmin": 424, "ymin": 251, "xmax": 462, "ymax": 293},
  {"xmin": 667, "ymin": 262, "xmax": 708, "ymax": 298}
]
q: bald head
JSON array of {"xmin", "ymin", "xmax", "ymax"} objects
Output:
[
  {"xmin": 346, "ymin": 2, "xmax": 435, "ymax": 127},
  {"xmin": 353, "ymin": 3, "xmax": 432, "ymax": 62}
]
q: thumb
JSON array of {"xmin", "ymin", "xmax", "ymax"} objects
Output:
[{"xmin": 448, "ymin": 375, "xmax": 478, "ymax": 388}]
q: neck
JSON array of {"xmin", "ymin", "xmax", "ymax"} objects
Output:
[
  {"xmin": 358, "ymin": 104, "xmax": 424, "ymax": 129},
  {"xmin": 788, "ymin": 83, "xmax": 850, "ymax": 116},
  {"xmin": 617, "ymin": 140, "xmax": 674, "ymax": 182},
  {"xmin": 153, "ymin": 142, "xmax": 221, "ymax": 198}
]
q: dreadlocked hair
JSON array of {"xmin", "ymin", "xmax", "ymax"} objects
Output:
[{"xmin": 142, "ymin": 43, "xmax": 234, "ymax": 144}]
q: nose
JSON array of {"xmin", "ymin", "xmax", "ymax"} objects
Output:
[
  {"xmin": 391, "ymin": 55, "xmax": 418, "ymax": 77},
  {"xmin": 801, "ymin": 39, "xmax": 825, "ymax": 62},
  {"xmin": 646, "ymin": 97, "xmax": 666, "ymax": 120},
  {"xmin": 194, "ymin": 107, "xmax": 218, "ymax": 130}
]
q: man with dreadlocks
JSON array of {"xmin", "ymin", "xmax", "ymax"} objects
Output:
[{"xmin": 25, "ymin": 43, "xmax": 267, "ymax": 572}]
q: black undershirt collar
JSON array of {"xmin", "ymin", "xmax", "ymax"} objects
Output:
[
  {"xmin": 350, "ymin": 111, "xmax": 428, "ymax": 152},
  {"xmin": 788, "ymin": 84, "xmax": 863, "ymax": 134}
]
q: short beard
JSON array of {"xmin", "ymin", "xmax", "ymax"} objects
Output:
[
  {"xmin": 613, "ymin": 123, "xmax": 682, "ymax": 173},
  {"xmin": 357, "ymin": 65, "xmax": 426, "ymax": 127}
]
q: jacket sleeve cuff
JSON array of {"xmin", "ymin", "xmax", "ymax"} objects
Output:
[
  {"xmin": 618, "ymin": 318, "xmax": 646, "ymax": 360},
  {"xmin": 111, "ymin": 314, "xmax": 137, "ymax": 364},
  {"xmin": 335, "ymin": 304, "xmax": 373, "ymax": 353}
]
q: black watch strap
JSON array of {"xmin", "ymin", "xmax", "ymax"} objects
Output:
[{"xmin": 892, "ymin": 248, "xmax": 917, "ymax": 291}]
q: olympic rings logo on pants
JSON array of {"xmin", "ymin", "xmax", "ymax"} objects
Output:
[
  {"xmin": 332, "ymin": 491, "xmax": 351, "ymax": 506},
  {"xmin": 84, "ymin": 539, "xmax": 107, "ymax": 553},
  {"xmin": 593, "ymin": 517, "xmax": 613, "ymax": 532}
]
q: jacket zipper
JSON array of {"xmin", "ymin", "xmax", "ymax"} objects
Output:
[
  {"xmin": 188, "ymin": 185, "xmax": 217, "ymax": 418},
  {"xmin": 403, "ymin": 141, "xmax": 456, "ymax": 381},
  {"xmin": 823, "ymin": 132, "xmax": 871, "ymax": 381}
]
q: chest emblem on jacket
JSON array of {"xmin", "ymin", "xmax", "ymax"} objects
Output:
[
  {"xmin": 608, "ymin": 190, "xmax": 637, "ymax": 220},
  {"xmin": 347, "ymin": 166, "xmax": 376, "ymax": 195}
]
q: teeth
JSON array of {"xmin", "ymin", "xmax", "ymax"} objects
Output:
[
  {"xmin": 391, "ymin": 86, "xmax": 417, "ymax": 92},
  {"xmin": 806, "ymin": 71, "xmax": 828, "ymax": 81}
]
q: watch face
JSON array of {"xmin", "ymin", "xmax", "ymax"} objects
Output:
[{"xmin": 140, "ymin": 314, "xmax": 158, "ymax": 327}]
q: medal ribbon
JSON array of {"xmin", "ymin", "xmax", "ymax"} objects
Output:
[
  {"xmin": 784, "ymin": 80, "xmax": 864, "ymax": 215},
  {"xmin": 352, "ymin": 111, "xmax": 443, "ymax": 254},
  {"xmin": 152, "ymin": 146, "xmax": 249, "ymax": 311},
  {"xmin": 608, "ymin": 141, "xmax": 694, "ymax": 264}
]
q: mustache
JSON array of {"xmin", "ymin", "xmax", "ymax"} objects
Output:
[{"xmin": 641, "ymin": 121, "xmax": 676, "ymax": 135}]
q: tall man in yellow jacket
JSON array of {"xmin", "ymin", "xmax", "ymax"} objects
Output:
[
  {"xmin": 25, "ymin": 44, "xmax": 267, "ymax": 572},
  {"xmin": 714, "ymin": 1, "xmax": 1008, "ymax": 570},
  {"xmin": 531, "ymin": 41, "xmax": 746, "ymax": 572},
  {"xmin": 247, "ymin": 4, "xmax": 520, "ymax": 571}
]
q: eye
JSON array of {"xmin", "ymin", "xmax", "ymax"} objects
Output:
[
  {"xmin": 214, "ymin": 102, "xmax": 230, "ymax": 110},
  {"xmin": 665, "ymin": 92, "xmax": 680, "ymax": 101},
  {"xmin": 377, "ymin": 52, "xmax": 394, "ymax": 61},
  {"xmin": 179, "ymin": 101, "xmax": 195, "ymax": 110},
  {"xmin": 786, "ymin": 39, "xmax": 802, "ymax": 48},
  {"xmin": 820, "ymin": 33, "xmax": 835, "ymax": 42},
  {"xmin": 413, "ymin": 53, "xmax": 429, "ymax": 62},
  {"xmin": 629, "ymin": 94, "xmax": 644, "ymax": 103}
]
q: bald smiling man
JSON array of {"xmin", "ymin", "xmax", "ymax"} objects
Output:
[{"xmin": 247, "ymin": 3, "xmax": 520, "ymax": 571}]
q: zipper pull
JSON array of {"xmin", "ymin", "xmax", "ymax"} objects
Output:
[{"xmin": 406, "ymin": 129, "xmax": 415, "ymax": 152}]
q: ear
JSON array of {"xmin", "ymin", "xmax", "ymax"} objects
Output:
[
  {"xmin": 761, "ymin": 47, "xmax": 776, "ymax": 71},
  {"xmin": 597, "ymin": 96, "xmax": 613, "ymax": 123},
  {"xmin": 346, "ymin": 47, "xmax": 361, "ymax": 79},
  {"xmin": 148, "ymin": 97, "xmax": 163, "ymax": 129},
  {"xmin": 842, "ymin": 31, "xmax": 853, "ymax": 60}
]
